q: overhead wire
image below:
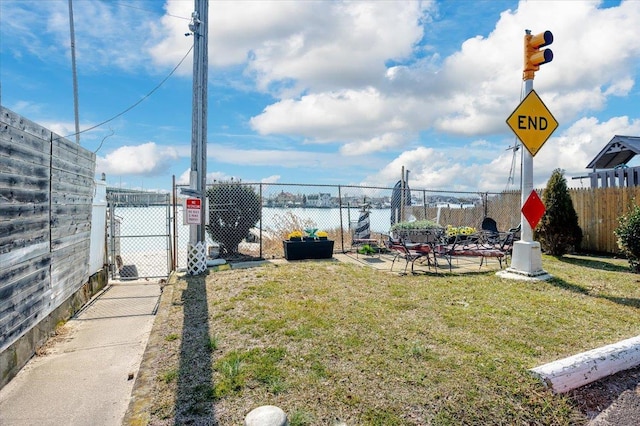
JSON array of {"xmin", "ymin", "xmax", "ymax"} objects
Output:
[
  {"xmin": 62, "ymin": 44, "xmax": 194, "ymax": 148},
  {"xmin": 113, "ymin": 1, "xmax": 190, "ymax": 21},
  {"xmin": 93, "ymin": 127, "xmax": 115, "ymax": 154}
]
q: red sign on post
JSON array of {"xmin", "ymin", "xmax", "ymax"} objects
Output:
[
  {"xmin": 186, "ymin": 198, "xmax": 201, "ymax": 225},
  {"xmin": 521, "ymin": 190, "xmax": 545, "ymax": 229}
]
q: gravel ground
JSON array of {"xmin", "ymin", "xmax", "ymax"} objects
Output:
[{"xmin": 569, "ymin": 365, "xmax": 640, "ymax": 421}]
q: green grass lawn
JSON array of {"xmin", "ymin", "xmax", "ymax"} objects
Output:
[{"xmin": 140, "ymin": 254, "xmax": 640, "ymax": 425}]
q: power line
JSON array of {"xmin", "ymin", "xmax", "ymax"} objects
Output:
[
  {"xmin": 63, "ymin": 45, "xmax": 193, "ymax": 147},
  {"xmin": 93, "ymin": 127, "xmax": 114, "ymax": 154},
  {"xmin": 113, "ymin": 1, "xmax": 190, "ymax": 21}
]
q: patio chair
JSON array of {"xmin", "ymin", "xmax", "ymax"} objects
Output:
[
  {"xmin": 436, "ymin": 232, "xmax": 507, "ymax": 271},
  {"xmin": 387, "ymin": 238, "xmax": 435, "ymax": 274},
  {"xmin": 479, "ymin": 218, "xmax": 520, "ymax": 262}
]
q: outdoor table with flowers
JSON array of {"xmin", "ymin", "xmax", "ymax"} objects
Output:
[{"xmin": 283, "ymin": 228, "xmax": 334, "ymax": 260}]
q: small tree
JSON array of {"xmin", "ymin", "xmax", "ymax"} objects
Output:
[
  {"xmin": 534, "ymin": 169, "xmax": 582, "ymax": 256},
  {"xmin": 206, "ymin": 182, "xmax": 261, "ymax": 255},
  {"xmin": 614, "ymin": 201, "xmax": 640, "ymax": 273}
]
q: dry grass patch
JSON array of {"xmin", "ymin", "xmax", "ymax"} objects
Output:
[{"xmin": 140, "ymin": 255, "xmax": 640, "ymax": 425}]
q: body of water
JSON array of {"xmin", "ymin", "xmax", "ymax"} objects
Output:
[
  {"xmin": 111, "ymin": 205, "xmax": 403, "ymax": 274},
  {"xmin": 260, "ymin": 207, "xmax": 394, "ymax": 234},
  {"xmin": 114, "ymin": 206, "xmax": 402, "ymax": 246}
]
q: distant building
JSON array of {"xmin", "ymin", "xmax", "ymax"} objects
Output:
[
  {"xmin": 306, "ymin": 193, "xmax": 332, "ymax": 208},
  {"xmin": 586, "ymin": 135, "xmax": 640, "ymax": 188},
  {"xmin": 274, "ymin": 190, "xmax": 296, "ymax": 207}
]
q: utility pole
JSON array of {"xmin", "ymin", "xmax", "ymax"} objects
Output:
[
  {"xmin": 68, "ymin": 0, "xmax": 80, "ymax": 144},
  {"xmin": 187, "ymin": 0, "xmax": 208, "ymax": 274}
]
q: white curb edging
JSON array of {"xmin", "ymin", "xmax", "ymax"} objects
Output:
[{"xmin": 530, "ymin": 335, "xmax": 640, "ymax": 393}]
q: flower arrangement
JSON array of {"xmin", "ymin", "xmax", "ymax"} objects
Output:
[
  {"xmin": 390, "ymin": 220, "xmax": 443, "ymax": 243},
  {"xmin": 446, "ymin": 225, "xmax": 477, "ymax": 237},
  {"xmin": 390, "ymin": 219, "xmax": 442, "ymax": 232},
  {"xmin": 316, "ymin": 231, "xmax": 328, "ymax": 240},
  {"xmin": 288, "ymin": 230, "xmax": 303, "ymax": 240}
]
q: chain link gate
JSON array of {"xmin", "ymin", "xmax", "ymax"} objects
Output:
[{"xmin": 107, "ymin": 190, "xmax": 173, "ymax": 280}]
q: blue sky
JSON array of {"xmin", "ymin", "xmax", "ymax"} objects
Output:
[{"xmin": 2, "ymin": 0, "xmax": 639, "ymax": 193}]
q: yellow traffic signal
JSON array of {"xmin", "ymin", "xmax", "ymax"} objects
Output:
[{"xmin": 524, "ymin": 30, "xmax": 553, "ymax": 80}]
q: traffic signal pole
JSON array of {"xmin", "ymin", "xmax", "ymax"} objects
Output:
[
  {"xmin": 500, "ymin": 30, "xmax": 553, "ymax": 280},
  {"xmin": 507, "ymin": 76, "xmax": 548, "ymax": 278}
]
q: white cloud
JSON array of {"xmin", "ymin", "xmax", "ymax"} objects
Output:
[
  {"xmin": 2, "ymin": 1, "xmax": 167, "ymax": 73},
  {"xmin": 178, "ymin": 168, "xmax": 278, "ymax": 185},
  {"xmin": 365, "ymin": 115, "xmax": 640, "ymax": 193},
  {"xmin": 250, "ymin": 87, "xmax": 413, "ymax": 145},
  {"xmin": 340, "ymin": 133, "xmax": 408, "ymax": 156},
  {"xmin": 97, "ymin": 142, "xmax": 178, "ymax": 176},
  {"xmin": 261, "ymin": 175, "xmax": 281, "ymax": 184},
  {"xmin": 244, "ymin": 0, "xmax": 640, "ymax": 158},
  {"xmin": 534, "ymin": 115, "xmax": 640, "ymax": 186},
  {"xmin": 6, "ymin": 0, "xmax": 640, "ymax": 192}
]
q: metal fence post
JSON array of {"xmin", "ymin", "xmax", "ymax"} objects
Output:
[
  {"xmin": 259, "ymin": 183, "xmax": 263, "ymax": 259},
  {"xmin": 338, "ymin": 186, "xmax": 344, "ymax": 252}
]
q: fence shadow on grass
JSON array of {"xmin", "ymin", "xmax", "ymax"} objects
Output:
[
  {"xmin": 548, "ymin": 276, "xmax": 640, "ymax": 309},
  {"xmin": 175, "ymin": 273, "xmax": 217, "ymax": 424},
  {"xmin": 557, "ymin": 254, "xmax": 631, "ymax": 273}
]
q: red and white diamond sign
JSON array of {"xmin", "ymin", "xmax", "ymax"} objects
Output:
[{"xmin": 521, "ymin": 190, "xmax": 546, "ymax": 229}]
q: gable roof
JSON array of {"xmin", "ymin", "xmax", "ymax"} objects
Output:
[{"xmin": 586, "ymin": 135, "xmax": 640, "ymax": 170}]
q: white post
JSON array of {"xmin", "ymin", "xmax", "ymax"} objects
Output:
[{"xmin": 499, "ymin": 32, "xmax": 551, "ymax": 281}]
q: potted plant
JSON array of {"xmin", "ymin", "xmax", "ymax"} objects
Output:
[
  {"xmin": 445, "ymin": 225, "xmax": 477, "ymax": 244},
  {"xmin": 390, "ymin": 219, "xmax": 444, "ymax": 243},
  {"xmin": 287, "ymin": 230, "xmax": 303, "ymax": 241},
  {"xmin": 283, "ymin": 230, "xmax": 334, "ymax": 260}
]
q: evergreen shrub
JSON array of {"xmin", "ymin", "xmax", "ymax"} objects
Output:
[
  {"xmin": 614, "ymin": 201, "xmax": 640, "ymax": 273},
  {"xmin": 206, "ymin": 182, "xmax": 261, "ymax": 255},
  {"xmin": 534, "ymin": 169, "xmax": 582, "ymax": 256}
]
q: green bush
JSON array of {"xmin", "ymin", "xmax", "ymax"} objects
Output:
[
  {"xmin": 534, "ymin": 169, "xmax": 582, "ymax": 256},
  {"xmin": 357, "ymin": 244, "xmax": 377, "ymax": 255},
  {"xmin": 390, "ymin": 219, "xmax": 442, "ymax": 232},
  {"xmin": 614, "ymin": 201, "xmax": 640, "ymax": 273},
  {"xmin": 206, "ymin": 182, "xmax": 261, "ymax": 255}
]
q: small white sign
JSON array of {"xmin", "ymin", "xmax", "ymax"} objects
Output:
[{"xmin": 185, "ymin": 198, "xmax": 201, "ymax": 225}]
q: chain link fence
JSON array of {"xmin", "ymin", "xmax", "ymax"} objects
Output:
[
  {"xmin": 107, "ymin": 190, "xmax": 172, "ymax": 279},
  {"xmin": 174, "ymin": 182, "xmax": 518, "ymax": 263}
]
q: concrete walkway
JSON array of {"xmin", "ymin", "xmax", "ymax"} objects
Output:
[{"xmin": 0, "ymin": 280, "xmax": 161, "ymax": 426}]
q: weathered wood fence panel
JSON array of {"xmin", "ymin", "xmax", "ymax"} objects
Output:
[
  {"xmin": 0, "ymin": 106, "xmax": 95, "ymax": 355},
  {"xmin": 570, "ymin": 186, "xmax": 640, "ymax": 253},
  {"xmin": 50, "ymin": 137, "xmax": 94, "ymax": 308},
  {"xmin": 0, "ymin": 108, "xmax": 52, "ymax": 353},
  {"xmin": 390, "ymin": 185, "xmax": 638, "ymax": 255}
]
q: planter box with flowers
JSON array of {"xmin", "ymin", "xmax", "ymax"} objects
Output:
[
  {"xmin": 390, "ymin": 220, "xmax": 444, "ymax": 243},
  {"xmin": 283, "ymin": 230, "xmax": 334, "ymax": 260}
]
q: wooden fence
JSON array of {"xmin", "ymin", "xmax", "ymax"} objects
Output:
[
  {"xmin": 400, "ymin": 184, "xmax": 638, "ymax": 255},
  {"xmin": 0, "ymin": 106, "xmax": 96, "ymax": 359},
  {"xmin": 570, "ymin": 186, "xmax": 640, "ymax": 254}
]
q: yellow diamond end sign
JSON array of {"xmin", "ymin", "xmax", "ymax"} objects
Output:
[{"xmin": 506, "ymin": 89, "xmax": 558, "ymax": 156}]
